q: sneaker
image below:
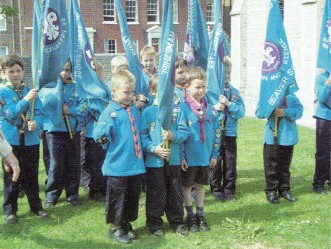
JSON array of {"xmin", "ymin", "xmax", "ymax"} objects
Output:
[
  {"xmin": 36, "ymin": 209, "xmax": 50, "ymax": 218},
  {"xmin": 175, "ymin": 224, "xmax": 189, "ymax": 236},
  {"xmin": 224, "ymin": 193, "xmax": 236, "ymax": 202},
  {"xmin": 123, "ymin": 223, "xmax": 138, "ymax": 240},
  {"xmin": 108, "ymin": 227, "xmax": 132, "ymax": 244},
  {"xmin": 186, "ymin": 216, "xmax": 199, "ymax": 233},
  {"xmin": 196, "ymin": 216, "xmax": 210, "ymax": 231},
  {"xmin": 6, "ymin": 214, "xmax": 18, "ymax": 224},
  {"xmin": 151, "ymin": 229, "xmax": 164, "ymax": 237},
  {"xmin": 279, "ymin": 191, "xmax": 297, "ymax": 202},
  {"xmin": 213, "ymin": 192, "xmax": 226, "ymax": 202}
]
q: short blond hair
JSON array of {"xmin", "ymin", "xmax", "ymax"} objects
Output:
[
  {"xmin": 111, "ymin": 55, "xmax": 128, "ymax": 74},
  {"xmin": 111, "ymin": 70, "xmax": 135, "ymax": 92},
  {"xmin": 185, "ymin": 66, "xmax": 207, "ymax": 86},
  {"xmin": 140, "ymin": 45, "xmax": 157, "ymax": 61}
]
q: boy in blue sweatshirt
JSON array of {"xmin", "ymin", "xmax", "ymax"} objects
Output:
[
  {"xmin": 141, "ymin": 75, "xmax": 190, "ymax": 237},
  {"xmin": 0, "ymin": 55, "xmax": 49, "ymax": 224},
  {"xmin": 94, "ymin": 70, "xmax": 146, "ymax": 244},
  {"xmin": 180, "ymin": 67, "xmax": 221, "ymax": 232}
]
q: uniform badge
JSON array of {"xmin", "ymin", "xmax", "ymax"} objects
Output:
[
  {"xmin": 150, "ymin": 122, "xmax": 155, "ymax": 131},
  {"xmin": 110, "ymin": 111, "xmax": 117, "ymax": 118},
  {"xmin": 188, "ymin": 121, "xmax": 192, "ymax": 126},
  {"xmin": 216, "ymin": 134, "xmax": 221, "ymax": 138},
  {"xmin": 216, "ymin": 129, "xmax": 221, "ymax": 134},
  {"xmin": 213, "ymin": 143, "xmax": 219, "ymax": 149},
  {"xmin": 12, "ymin": 97, "xmax": 17, "ymax": 102}
]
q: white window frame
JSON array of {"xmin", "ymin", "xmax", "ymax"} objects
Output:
[
  {"xmin": 147, "ymin": 0, "xmax": 159, "ymax": 24},
  {"xmin": 0, "ymin": 13, "xmax": 6, "ymax": 31},
  {"xmin": 103, "ymin": 0, "xmax": 116, "ymax": 24},
  {"xmin": 206, "ymin": 0, "xmax": 215, "ymax": 24},
  {"xmin": 173, "ymin": 0, "xmax": 178, "ymax": 24},
  {"xmin": 104, "ymin": 39, "xmax": 117, "ymax": 54},
  {"xmin": 125, "ymin": 0, "xmax": 139, "ymax": 24},
  {"xmin": 0, "ymin": 46, "xmax": 8, "ymax": 58}
]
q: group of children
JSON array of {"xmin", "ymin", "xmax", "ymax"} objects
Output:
[{"xmin": 0, "ymin": 45, "xmax": 329, "ymax": 244}]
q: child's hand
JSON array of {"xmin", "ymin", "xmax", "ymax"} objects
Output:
[
  {"xmin": 274, "ymin": 108, "xmax": 284, "ymax": 118},
  {"xmin": 3, "ymin": 152, "xmax": 20, "ymax": 182},
  {"xmin": 27, "ymin": 120, "xmax": 37, "ymax": 131},
  {"xmin": 209, "ymin": 158, "xmax": 217, "ymax": 169},
  {"xmin": 134, "ymin": 94, "xmax": 148, "ymax": 109},
  {"xmin": 327, "ymin": 75, "xmax": 331, "ymax": 86},
  {"xmin": 62, "ymin": 104, "xmax": 69, "ymax": 115},
  {"xmin": 24, "ymin": 89, "xmax": 38, "ymax": 101},
  {"xmin": 181, "ymin": 159, "xmax": 188, "ymax": 171},
  {"xmin": 219, "ymin": 95, "xmax": 230, "ymax": 107},
  {"xmin": 154, "ymin": 144, "xmax": 170, "ymax": 159},
  {"xmin": 162, "ymin": 130, "xmax": 174, "ymax": 141}
]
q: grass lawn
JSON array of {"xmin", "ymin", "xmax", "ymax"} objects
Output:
[{"xmin": 0, "ymin": 117, "xmax": 330, "ymax": 249}]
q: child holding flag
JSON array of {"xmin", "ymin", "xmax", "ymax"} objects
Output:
[
  {"xmin": 141, "ymin": 75, "xmax": 190, "ymax": 237},
  {"xmin": 0, "ymin": 55, "xmax": 49, "ymax": 224},
  {"xmin": 93, "ymin": 70, "xmax": 145, "ymax": 244},
  {"xmin": 180, "ymin": 67, "xmax": 221, "ymax": 232}
]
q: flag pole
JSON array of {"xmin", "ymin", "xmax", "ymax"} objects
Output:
[{"xmin": 273, "ymin": 115, "xmax": 279, "ymax": 147}]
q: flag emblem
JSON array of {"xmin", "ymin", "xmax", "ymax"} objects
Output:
[
  {"xmin": 262, "ymin": 41, "xmax": 282, "ymax": 74},
  {"xmin": 84, "ymin": 43, "xmax": 96, "ymax": 70},
  {"xmin": 44, "ymin": 8, "xmax": 61, "ymax": 45}
]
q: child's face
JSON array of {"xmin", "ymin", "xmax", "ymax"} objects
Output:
[
  {"xmin": 188, "ymin": 79, "xmax": 207, "ymax": 102},
  {"xmin": 113, "ymin": 84, "xmax": 135, "ymax": 106},
  {"xmin": 60, "ymin": 63, "xmax": 72, "ymax": 82},
  {"xmin": 141, "ymin": 54, "xmax": 156, "ymax": 73},
  {"xmin": 3, "ymin": 64, "xmax": 24, "ymax": 86},
  {"xmin": 175, "ymin": 66, "xmax": 186, "ymax": 85}
]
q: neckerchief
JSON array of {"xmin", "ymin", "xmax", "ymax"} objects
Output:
[
  {"xmin": 175, "ymin": 84, "xmax": 188, "ymax": 99},
  {"xmin": 142, "ymin": 67, "xmax": 157, "ymax": 78},
  {"xmin": 185, "ymin": 95, "xmax": 208, "ymax": 142}
]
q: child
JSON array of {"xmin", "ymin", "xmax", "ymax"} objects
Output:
[
  {"xmin": 141, "ymin": 75, "xmax": 190, "ymax": 237},
  {"xmin": 0, "ymin": 54, "xmax": 49, "ymax": 224},
  {"xmin": 312, "ymin": 70, "xmax": 331, "ymax": 194},
  {"xmin": 180, "ymin": 67, "xmax": 221, "ymax": 232},
  {"xmin": 209, "ymin": 58, "xmax": 245, "ymax": 202},
  {"xmin": 44, "ymin": 60, "xmax": 87, "ymax": 207},
  {"xmin": 256, "ymin": 89, "xmax": 303, "ymax": 204},
  {"xmin": 93, "ymin": 70, "xmax": 145, "ymax": 244},
  {"xmin": 174, "ymin": 58, "xmax": 188, "ymax": 103}
]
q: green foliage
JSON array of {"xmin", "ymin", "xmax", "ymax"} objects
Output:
[
  {"xmin": 0, "ymin": 117, "xmax": 330, "ymax": 249},
  {"xmin": 0, "ymin": 5, "xmax": 19, "ymax": 17}
]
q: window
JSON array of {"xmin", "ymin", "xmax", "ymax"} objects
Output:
[
  {"xmin": 147, "ymin": 0, "xmax": 158, "ymax": 23},
  {"xmin": 103, "ymin": 0, "xmax": 115, "ymax": 22},
  {"xmin": 173, "ymin": 0, "xmax": 178, "ymax": 23},
  {"xmin": 151, "ymin": 38, "xmax": 159, "ymax": 52},
  {"xmin": 0, "ymin": 46, "xmax": 8, "ymax": 58},
  {"xmin": 0, "ymin": 13, "xmax": 6, "ymax": 31},
  {"xmin": 206, "ymin": 0, "xmax": 214, "ymax": 23},
  {"xmin": 104, "ymin": 39, "xmax": 117, "ymax": 53},
  {"xmin": 125, "ymin": 0, "xmax": 138, "ymax": 23}
]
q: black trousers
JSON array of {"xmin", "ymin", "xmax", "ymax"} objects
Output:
[
  {"xmin": 146, "ymin": 165, "xmax": 184, "ymax": 231},
  {"xmin": 209, "ymin": 136, "xmax": 237, "ymax": 195},
  {"xmin": 105, "ymin": 174, "xmax": 142, "ymax": 226},
  {"xmin": 45, "ymin": 132, "xmax": 81, "ymax": 204},
  {"xmin": 84, "ymin": 137, "xmax": 106, "ymax": 196},
  {"xmin": 3, "ymin": 145, "xmax": 42, "ymax": 216},
  {"xmin": 313, "ymin": 118, "xmax": 331, "ymax": 188},
  {"xmin": 263, "ymin": 144, "xmax": 293, "ymax": 194}
]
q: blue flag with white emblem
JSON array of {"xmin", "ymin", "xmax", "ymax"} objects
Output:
[
  {"xmin": 38, "ymin": 0, "xmax": 70, "ymax": 89},
  {"xmin": 317, "ymin": 0, "xmax": 331, "ymax": 72},
  {"xmin": 157, "ymin": 0, "xmax": 177, "ymax": 130},
  {"xmin": 206, "ymin": 0, "xmax": 230, "ymax": 105},
  {"xmin": 115, "ymin": 0, "xmax": 147, "ymax": 95},
  {"xmin": 69, "ymin": 0, "xmax": 110, "ymax": 99},
  {"xmin": 183, "ymin": 0, "xmax": 209, "ymax": 70},
  {"xmin": 256, "ymin": 0, "xmax": 298, "ymax": 118}
]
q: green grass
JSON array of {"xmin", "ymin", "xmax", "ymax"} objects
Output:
[{"xmin": 0, "ymin": 117, "xmax": 330, "ymax": 249}]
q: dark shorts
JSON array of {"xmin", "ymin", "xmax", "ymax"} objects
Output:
[{"xmin": 182, "ymin": 166, "xmax": 209, "ymax": 187}]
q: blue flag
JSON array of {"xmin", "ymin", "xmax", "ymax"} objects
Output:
[
  {"xmin": 317, "ymin": 0, "xmax": 331, "ymax": 72},
  {"xmin": 69, "ymin": 0, "xmax": 110, "ymax": 99},
  {"xmin": 206, "ymin": 0, "xmax": 230, "ymax": 105},
  {"xmin": 38, "ymin": 0, "xmax": 70, "ymax": 89},
  {"xmin": 157, "ymin": 0, "xmax": 177, "ymax": 130},
  {"xmin": 115, "ymin": 0, "xmax": 148, "ymax": 96},
  {"xmin": 32, "ymin": 0, "xmax": 42, "ymax": 88},
  {"xmin": 183, "ymin": 0, "xmax": 209, "ymax": 70},
  {"xmin": 257, "ymin": 0, "xmax": 298, "ymax": 118}
]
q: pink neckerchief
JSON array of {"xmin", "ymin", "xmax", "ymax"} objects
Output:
[
  {"xmin": 142, "ymin": 67, "xmax": 156, "ymax": 78},
  {"xmin": 185, "ymin": 95, "xmax": 208, "ymax": 142}
]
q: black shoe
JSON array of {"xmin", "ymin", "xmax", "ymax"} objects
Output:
[
  {"xmin": 196, "ymin": 216, "xmax": 210, "ymax": 231},
  {"xmin": 266, "ymin": 192, "xmax": 280, "ymax": 204},
  {"xmin": 280, "ymin": 192, "xmax": 297, "ymax": 202},
  {"xmin": 224, "ymin": 193, "xmax": 236, "ymax": 202},
  {"xmin": 175, "ymin": 224, "xmax": 189, "ymax": 236},
  {"xmin": 108, "ymin": 227, "xmax": 132, "ymax": 244},
  {"xmin": 36, "ymin": 209, "xmax": 50, "ymax": 218},
  {"xmin": 186, "ymin": 216, "xmax": 199, "ymax": 233},
  {"xmin": 123, "ymin": 223, "xmax": 138, "ymax": 240},
  {"xmin": 213, "ymin": 192, "xmax": 225, "ymax": 202},
  {"xmin": 6, "ymin": 214, "xmax": 18, "ymax": 224},
  {"xmin": 313, "ymin": 187, "xmax": 328, "ymax": 195}
]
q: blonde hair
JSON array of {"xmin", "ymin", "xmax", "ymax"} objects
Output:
[
  {"xmin": 185, "ymin": 66, "xmax": 207, "ymax": 86},
  {"xmin": 140, "ymin": 45, "xmax": 157, "ymax": 62},
  {"xmin": 112, "ymin": 70, "xmax": 135, "ymax": 92},
  {"xmin": 149, "ymin": 74, "xmax": 158, "ymax": 96},
  {"xmin": 110, "ymin": 55, "xmax": 128, "ymax": 74}
]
